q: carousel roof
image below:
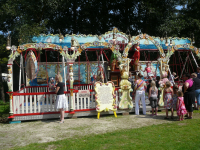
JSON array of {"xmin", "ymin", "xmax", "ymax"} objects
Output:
[{"xmin": 32, "ymin": 32, "xmax": 192, "ymax": 50}]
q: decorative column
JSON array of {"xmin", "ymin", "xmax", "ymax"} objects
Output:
[
  {"xmin": 118, "ymin": 58, "xmax": 133, "ymax": 109},
  {"xmin": 7, "ymin": 92, "xmax": 13, "ymax": 116},
  {"xmin": 69, "ymin": 63, "xmax": 75, "ymax": 113},
  {"xmin": 7, "ymin": 56, "xmax": 14, "ymax": 115}
]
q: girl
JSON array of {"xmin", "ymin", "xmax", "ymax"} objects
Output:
[
  {"xmin": 176, "ymin": 91, "xmax": 187, "ymax": 121},
  {"xmin": 163, "ymin": 81, "xmax": 173, "ymax": 119},
  {"xmin": 143, "ymin": 63, "xmax": 154, "ymax": 80},
  {"xmin": 55, "ymin": 74, "xmax": 68, "ymax": 123},
  {"xmin": 148, "ymin": 81, "xmax": 158, "ymax": 116},
  {"xmin": 171, "ymin": 84, "xmax": 179, "ymax": 119}
]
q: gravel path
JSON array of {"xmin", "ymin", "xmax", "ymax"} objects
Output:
[{"xmin": 0, "ymin": 112, "xmax": 175, "ymax": 150}]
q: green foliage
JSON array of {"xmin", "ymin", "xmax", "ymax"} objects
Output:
[{"xmin": 0, "ymin": 102, "xmax": 9, "ymax": 114}]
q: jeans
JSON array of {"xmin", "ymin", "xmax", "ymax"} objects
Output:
[
  {"xmin": 195, "ymin": 89, "xmax": 200, "ymax": 105},
  {"xmin": 135, "ymin": 90, "xmax": 146, "ymax": 115}
]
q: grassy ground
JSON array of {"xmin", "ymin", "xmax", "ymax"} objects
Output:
[{"xmin": 11, "ymin": 111, "xmax": 200, "ymax": 150}]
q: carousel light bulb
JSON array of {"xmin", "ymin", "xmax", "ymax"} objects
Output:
[
  {"xmin": 6, "ymin": 33, "xmax": 11, "ymax": 50},
  {"xmin": 71, "ymin": 46, "xmax": 75, "ymax": 50},
  {"xmin": 6, "ymin": 45, "xmax": 11, "ymax": 50},
  {"xmin": 165, "ymin": 39, "xmax": 168, "ymax": 46}
]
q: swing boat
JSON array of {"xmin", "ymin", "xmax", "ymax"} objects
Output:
[{"xmin": 7, "ymin": 29, "xmax": 200, "ymax": 121}]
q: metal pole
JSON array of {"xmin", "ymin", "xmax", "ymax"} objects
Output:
[
  {"xmin": 19, "ymin": 54, "xmax": 22, "ymax": 92},
  {"xmin": 190, "ymin": 51, "xmax": 199, "ymax": 67},
  {"xmin": 101, "ymin": 53, "xmax": 107, "ymax": 83},
  {"xmin": 179, "ymin": 55, "xmax": 189, "ymax": 80},
  {"xmin": 62, "ymin": 56, "xmax": 67, "ymax": 91},
  {"xmin": 168, "ymin": 68, "xmax": 175, "ymax": 85}
]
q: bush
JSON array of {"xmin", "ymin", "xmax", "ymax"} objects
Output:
[
  {"xmin": 0, "ymin": 101, "xmax": 10, "ymax": 114},
  {"xmin": 0, "ymin": 100, "xmax": 5, "ymax": 104}
]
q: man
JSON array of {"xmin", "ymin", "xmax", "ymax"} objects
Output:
[
  {"xmin": 196, "ymin": 67, "xmax": 200, "ymax": 79},
  {"xmin": 191, "ymin": 73, "xmax": 200, "ymax": 110}
]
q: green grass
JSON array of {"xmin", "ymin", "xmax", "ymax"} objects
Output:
[{"xmin": 11, "ymin": 112, "xmax": 200, "ymax": 150}]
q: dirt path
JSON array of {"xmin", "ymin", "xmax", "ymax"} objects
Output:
[{"xmin": 0, "ymin": 112, "xmax": 178, "ymax": 150}]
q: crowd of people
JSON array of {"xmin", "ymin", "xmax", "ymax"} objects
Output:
[
  {"xmin": 53, "ymin": 67, "xmax": 200, "ymax": 123},
  {"xmin": 128, "ymin": 67, "xmax": 200, "ymax": 121}
]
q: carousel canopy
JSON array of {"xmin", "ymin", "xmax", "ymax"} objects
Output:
[{"xmin": 32, "ymin": 32, "xmax": 192, "ymax": 50}]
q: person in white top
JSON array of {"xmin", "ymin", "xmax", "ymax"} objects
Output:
[{"xmin": 134, "ymin": 73, "xmax": 147, "ymax": 115}]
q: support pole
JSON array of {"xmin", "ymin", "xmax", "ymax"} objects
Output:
[
  {"xmin": 179, "ymin": 54, "xmax": 189, "ymax": 80},
  {"xmin": 190, "ymin": 51, "xmax": 199, "ymax": 68},
  {"xmin": 21, "ymin": 56, "xmax": 26, "ymax": 93},
  {"xmin": 101, "ymin": 52, "xmax": 107, "ymax": 83},
  {"xmin": 62, "ymin": 56, "xmax": 67, "ymax": 91},
  {"xmin": 18, "ymin": 54, "xmax": 22, "ymax": 92},
  {"xmin": 168, "ymin": 68, "xmax": 175, "ymax": 85}
]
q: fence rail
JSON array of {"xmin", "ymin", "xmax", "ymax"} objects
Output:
[{"xmin": 12, "ymin": 84, "xmax": 122, "ymax": 116}]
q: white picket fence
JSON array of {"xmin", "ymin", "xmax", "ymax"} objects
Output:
[{"xmin": 12, "ymin": 85, "xmax": 122, "ymax": 115}]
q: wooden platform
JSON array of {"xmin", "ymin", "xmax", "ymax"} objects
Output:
[{"xmin": 12, "ymin": 105, "xmax": 165, "ymax": 121}]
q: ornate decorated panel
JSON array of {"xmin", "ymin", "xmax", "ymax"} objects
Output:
[
  {"xmin": 27, "ymin": 62, "xmax": 105, "ymax": 86},
  {"xmin": 94, "ymin": 81, "xmax": 117, "ymax": 112}
]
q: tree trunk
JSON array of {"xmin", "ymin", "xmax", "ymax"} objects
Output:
[{"xmin": 0, "ymin": 64, "xmax": 5, "ymax": 103}]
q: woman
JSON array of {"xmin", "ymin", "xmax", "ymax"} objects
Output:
[
  {"xmin": 191, "ymin": 73, "xmax": 200, "ymax": 110},
  {"xmin": 55, "ymin": 74, "xmax": 68, "ymax": 123},
  {"xmin": 182, "ymin": 73, "xmax": 195, "ymax": 119},
  {"xmin": 134, "ymin": 73, "xmax": 147, "ymax": 115}
]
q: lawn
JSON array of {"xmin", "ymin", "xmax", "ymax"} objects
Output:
[{"xmin": 11, "ymin": 111, "xmax": 200, "ymax": 150}]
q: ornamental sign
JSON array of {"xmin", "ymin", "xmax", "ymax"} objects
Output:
[
  {"xmin": 78, "ymin": 90, "xmax": 90, "ymax": 97},
  {"xmin": 94, "ymin": 81, "xmax": 117, "ymax": 119},
  {"xmin": 102, "ymin": 32, "xmax": 128, "ymax": 44}
]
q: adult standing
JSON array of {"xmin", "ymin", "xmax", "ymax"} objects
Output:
[
  {"xmin": 182, "ymin": 73, "xmax": 195, "ymax": 119},
  {"xmin": 196, "ymin": 67, "xmax": 200, "ymax": 79},
  {"xmin": 134, "ymin": 73, "xmax": 147, "ymax": 115},
  {"xmin": 191, "ymin": 73, "xmax": 200, "ymax": 110},
  {"xmin": 55, "ymin": 74, "xmax": 68, "ymax": 123}
]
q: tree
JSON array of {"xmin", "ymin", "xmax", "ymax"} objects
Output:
[{"xmin": 0, "ymin": 35, "xmax": 9, "ymax": 102}]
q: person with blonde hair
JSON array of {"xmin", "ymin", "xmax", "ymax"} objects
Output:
[
  {"xmin": 55, "ymin": 74, "xmax": 67, "ymax": 123},
  {"xmin": 176, "ymin": 91, "xmax": 187, "ymax": 121},
  {"xmin": 163, "ymin": 81, "xmax": 173, "ymax": 119},
  {"xmin": 148, "ymin": 80, "xmax": 158, "ymax": 116}
]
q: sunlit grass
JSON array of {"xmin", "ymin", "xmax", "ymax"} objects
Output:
[{"xmin": 12, "ymin": 111, "xmax": 200, "ymax": 150}]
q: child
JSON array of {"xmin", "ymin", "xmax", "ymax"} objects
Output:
[
  {"xmin": 149, "ymin": 81, "xmax": 158, "ymax": 116},
  {"xmin": 143, "ymin": 63, "xmax": 154, "ymax": 80},
  {"xmin": 49, "ymin": 77, "xmax": 56, "ymax": 92},
  {"xmin": 169, "ymin": 72, "xmax": 179, "ymax": 85},
  {"xmin": 171, "ymin": 84, "xmax": 179, "ymax": 118},
  {"xmin": 176, "ymin": 91, "xmax": 187, "ymax": 121},
  {"xmin": 163, "ymin": 81, "xmax": 173, "ymax": 119}
]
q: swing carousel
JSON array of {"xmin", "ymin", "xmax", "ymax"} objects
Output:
[{"xmin": 6, "ymin": 28, "xmax": 200, "ymax": 121}]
